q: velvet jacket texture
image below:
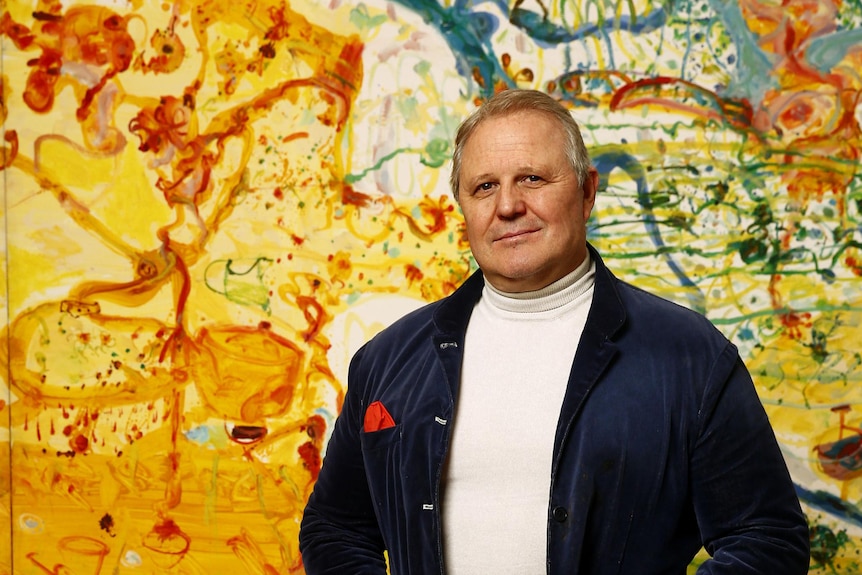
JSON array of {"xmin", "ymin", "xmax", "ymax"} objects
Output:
[{"xmin": 299, "ymin": 245, "xmax": 809, "ymax": 574}]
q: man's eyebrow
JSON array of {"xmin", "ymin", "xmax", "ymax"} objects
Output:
[{"xmin": 463, "ymin": 172, "xmax": 495, "ymax": 185}]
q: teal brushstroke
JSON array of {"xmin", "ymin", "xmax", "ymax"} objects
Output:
[
  {"xmin": 509, "ymin": 5, "xmax": 667, "ymax": 48},
  {"xmin": 707, "ymin": 2, "xmax": 862, "ymax": 104},
  {"xmin": 389, "ymin": 0, "xmax": 510, "ymax": 97},
  {"xmin": 345, "ymin": 148, "xmax": 413, "ymax": 184},
  {"xmin": 344, "ymin": 139, "xmax": 449, "ymax": 184},
  {"xmin": 707, "ymin": 0, "xmax": 778, "ymax": 105},
  {"xmin": 806, "ymin": 28, "xmax": 862, "ymax": 72},
  {"xmin": 390, "ymin": 0, "xmax": 673, "ymax": 96}
]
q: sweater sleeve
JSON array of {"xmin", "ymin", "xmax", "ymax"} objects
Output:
[
  {"xmin": 299, "ymin": 347, "xmax": 388, "ymax": 575},
  {"xmin": 691, "ymin": 347, "xmax": 810, "ymax": 574}
]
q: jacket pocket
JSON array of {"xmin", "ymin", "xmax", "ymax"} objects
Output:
[{"xmin": 360, "ymin": 424, "xmax": 402, "ymax": 451}]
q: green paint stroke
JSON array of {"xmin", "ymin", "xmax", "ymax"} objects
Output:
[{"xmin": 205, "ymin": 257, "xmax": 273, "ymax": 312}]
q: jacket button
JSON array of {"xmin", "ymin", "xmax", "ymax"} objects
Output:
[{"xmin": 552, "ymin": 506, "xmax": 568, "ymax": 523}]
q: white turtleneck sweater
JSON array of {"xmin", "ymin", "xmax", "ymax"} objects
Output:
[{"xmin": 442, "ymin": 255, "xmax": 596, "ymax": 574}]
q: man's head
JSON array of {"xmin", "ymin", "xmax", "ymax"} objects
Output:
[
  {"xmin": 449, "ymin": 89, "xmax": 593, "ymax": 202},
  {"xmin": 450, "ymin": 89, "xmax": 598, "ymax": 293}
]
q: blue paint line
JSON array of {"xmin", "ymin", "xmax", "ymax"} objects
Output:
[
  {"xmin": 593, "ymin": 148, "xmax": 707, "ymax": 313},
  {"xmin": 509, "ymin": 6, "xmax": 667, "ymax": 48},
  {"xmin": 796, "ymin": 482, "xmax": 862, "ymax": 527}
]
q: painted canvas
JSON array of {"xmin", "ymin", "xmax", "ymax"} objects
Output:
[{"xmin": 1, "ymin": 0, "xmax": 861, "ymax": 572}]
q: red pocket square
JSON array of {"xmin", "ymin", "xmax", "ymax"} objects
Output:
[{"xmin": 364, "ymin": 401, "xmax": 396, "ymax": 432}]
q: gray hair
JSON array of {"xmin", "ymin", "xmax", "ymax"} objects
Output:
[{"xmin": 449, "ymin": 89, "xmax": 592, "ymax": 202}]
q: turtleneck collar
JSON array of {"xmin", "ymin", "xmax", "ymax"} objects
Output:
[{"xmin": 482, "ymin": 253, "xmax": 595, "ymax": 314}]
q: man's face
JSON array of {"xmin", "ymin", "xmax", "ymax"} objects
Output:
[{"xmin": 458, "ymin": 110, "xmax": 598, "ymax": 292}]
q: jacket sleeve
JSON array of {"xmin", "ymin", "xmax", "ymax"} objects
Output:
[
  {"xmin": 692, "ymin": 349, "xmax": 810, "ymax": 574},
  {"xmin": 299, "ymin": 347, "xmax": 388, "ymax": 575}
]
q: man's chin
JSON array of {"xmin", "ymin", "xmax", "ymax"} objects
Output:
[{"xmin": 483, "ymin": 268, "xmax": 549, "ymax": 293}]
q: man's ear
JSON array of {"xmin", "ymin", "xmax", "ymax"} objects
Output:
[{"xmin": 583, "ymin": 167, "xmax": 599, "ymax": 215}]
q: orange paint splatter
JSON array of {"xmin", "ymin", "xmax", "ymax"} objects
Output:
[
  {"xmin": 70, "ymin": 433, "xmax": 89, "ymax": 453},
  {"xmin": 298, "ymin": 441, "xmax": 321, "ymax": 480},
  {"xmin": 405, "ymin": 264, "xmax": 424, "ymax": 284}
]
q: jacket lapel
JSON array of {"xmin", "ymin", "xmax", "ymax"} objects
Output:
[
  {"xmin": 432, "ymin": 271, "xmax": 484, "ymax": 403},
  {"xmin": 552, "ymin": 244, "xmax": 626, "ymax": 460}
]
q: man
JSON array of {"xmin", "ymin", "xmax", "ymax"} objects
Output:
[{"xmin": 299, "ymin": 89, "xmax": 809, "ymax": 573}]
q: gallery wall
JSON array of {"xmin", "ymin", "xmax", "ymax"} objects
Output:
[{"xmin": 2, "ymin": 0, "xmax": 862, "ymax": 572}]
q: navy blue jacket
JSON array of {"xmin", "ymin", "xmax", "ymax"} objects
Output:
[{"xmin": 300, "ymin": 245, "xmax": 809, "ymax": 574}]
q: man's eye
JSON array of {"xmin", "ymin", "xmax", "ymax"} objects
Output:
[
  {"xmin": 478, "ymin": 182, "xmax": 494, "ymax": 191},
  {"xmin": 525, "ymin": 175, "xmax": 541, "ymax": 182}
]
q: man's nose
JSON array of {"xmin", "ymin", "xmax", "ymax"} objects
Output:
[{"xmin": 496, "ymin": 182, "xmax": 526, "ymax": 218}]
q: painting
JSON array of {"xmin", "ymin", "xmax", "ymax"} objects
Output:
[{"xmin": 1, "ymin": 0, "xmax": 861, "ymax": 572}]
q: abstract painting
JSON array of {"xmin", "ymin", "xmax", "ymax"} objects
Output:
[{"xmin": 1, "ymin": 0, "xmax": 861, "ymax": 572}]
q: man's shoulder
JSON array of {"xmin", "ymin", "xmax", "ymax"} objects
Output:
[
  {"xmin": 349, "ymin": 296, "xmax": 456, "ymax": 385},
  {"xmin": 611, "ymin": 277, "xmax": 728, "ymax": 342},
  {"xmin": 590, "ymin": 244, "xmax": 715, "ymax": 331},
  {"xmin": 615, "ymin": 279, "xmax": 701, "ymax": 314},
  {"xmin": 371, "ymin": 271, "xmax": 482, "ymax": 341},
  {"xmin": 372, "ymin": 298, "xmax": 442, "ymax": 342}
]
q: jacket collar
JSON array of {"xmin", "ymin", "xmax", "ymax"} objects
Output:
[
  {"xmin": 582, "ymin": 242, "xmax": 627, "ymax": 343},
  {"xmin": 432, "ymin": 267, "xmax": 484, "ymax": 337}
]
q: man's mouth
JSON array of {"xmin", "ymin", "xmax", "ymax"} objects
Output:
[{"xmin": 495, "ymin": 229, "xmax": 537, "ymax": 242}]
